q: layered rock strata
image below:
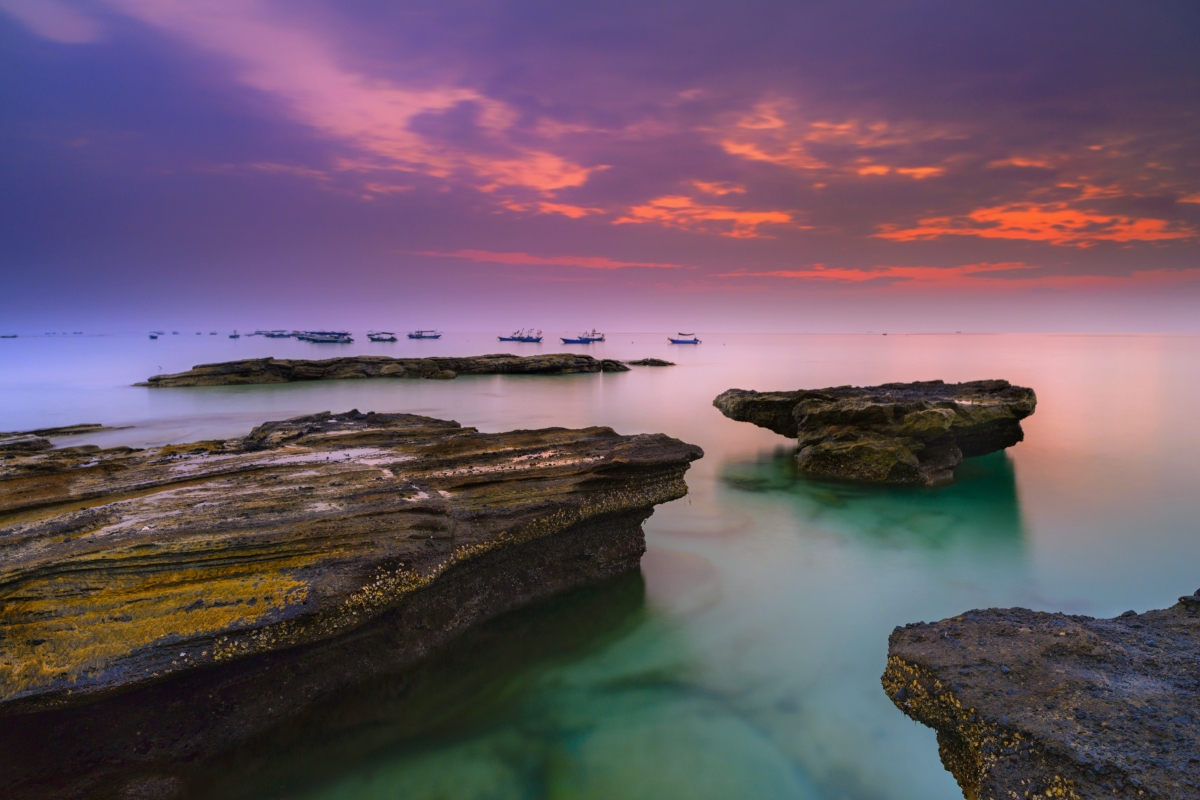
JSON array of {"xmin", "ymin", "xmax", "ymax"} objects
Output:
[
  {"xmin": 713, "ymin": 380, "xmax": 1036, "ymax": 485},
  {"xmin": 139, "ymin": 353, "xmax": 630, "ymax": 387},
  {"xmin": 0, "ymin": 424, "xmax": 116, "ymax": 453},
  {"xmin": 884, "ymin": 595, "xmax": 1200, "ymax": 799},
  {"xmin": 0, "ymin": 410, "xmax": 701, "ymax": 714}
]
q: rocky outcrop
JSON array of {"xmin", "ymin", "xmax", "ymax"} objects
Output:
[
  {"xmin": 0, "ymin": 411, "xmax": 701, "ymax": 714},
  {"xmin": 713, "ymin": 380, "xmax": 1036, "ymax": 485},
  {"xmin": 883, "ymin": 595, "xmax": 1200, "ymax": 800},
  {"xmin": 139, "ymin": 354, "xmax": 630, "ymax": 387},
  {"xmin": 627, "ymin": 358, "xmax": 674, "ymax": 367},
  {"xmin": 0, "ymin": 424, "xmax": 119, "ymax": 453}
]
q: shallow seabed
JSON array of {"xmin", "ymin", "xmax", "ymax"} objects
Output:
[{"xmin": 3, "ymin": 332, "xmax": 1199, "ymax": 799}]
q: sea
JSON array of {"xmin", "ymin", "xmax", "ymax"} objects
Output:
[{"xmin": 3, "ymin": 331, "xmax": 1198, "ymax": 800}]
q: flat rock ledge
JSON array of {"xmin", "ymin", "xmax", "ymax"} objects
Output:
[
  {"xmin": 138, "ymin": 353, "xmax": 630, "ymax": 387},
  {"xmin": 0, "ymin": 410, "xmax": 701, "ymax": 715},
  {"xmin": 883, "ymin": 596, "xmax": 1200, "ymax": 799},
  {"xmin": 713, "ymin": 380, "xmax": 1036, "ymax": 485}
]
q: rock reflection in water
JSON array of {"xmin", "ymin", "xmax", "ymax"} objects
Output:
[
  {"xmin": 720, "ymin": 448, "xmax": 1025, "ymax": 553},
  {"xmin": 185, "ymin": 570, "xmax": 816, "ymax": 800}
]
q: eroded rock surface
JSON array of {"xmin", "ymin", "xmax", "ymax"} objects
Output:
[
  {"xmin": 139, "ymin": 354, "xmax": 630, "ymax": 387},
  {"xmin": 883, "ymin": 596, "xmax": 1200, "ymax": 799},
  {"xmin": 0, "ymin": 410, "xmax": 701, "ymax": 714},
  {"xmin": 713, "ymin": 380, "xmax": 1035, "ymax": 484}
]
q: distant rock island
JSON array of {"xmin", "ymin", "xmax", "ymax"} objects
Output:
[
  {"xmin": 627, "ymin": 358, "xmax": 675, "ymax": 366},
  {"xmin": 884, "ymin": 594, "xmax": 1200, "ymax": 799},
  {"xmin": 713, "ymin": 379, "xmax": 1036, "ymax": 485},
  {"xmin": 139, "ymin": 353, "xmax": 631, "ymax": 387},
  {"xmin": 0, "ymin": 410, "xmax": 701, "ymax": 716}
]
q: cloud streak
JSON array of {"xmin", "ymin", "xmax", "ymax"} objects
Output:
[{"xmin": 413, "ymin": 250, "xmax": 683, "ymax": 270}]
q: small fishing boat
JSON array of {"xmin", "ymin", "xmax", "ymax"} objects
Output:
[
  {"xmin": 73, "ymin": 331, "xmax": 83, "ymax": 335},
  {"xmin": 296, "ymin": 330, "xmax": 353, "ymax": 343},
  {"xmin": 368, "ymin": 331, "xmax": 398, "ymax": 342},
  {"xmin": 668, "ymin": 336, "xmax": 701, "ymax": 344},
  {"xmin": 149, "ymin": 334, "xmax": 158, "ymax": 340},
  {"xmin": 152, "ymin": 331, "xmax": 165, "ymax": 335},
  {"xmin": 498, "ymin": 328, "xmax": 542, "ymax": 343},
  {"xmin": 209, "ymin": 331, "xmax": 217, "ymax": 335},
  {"xmin": 561, "ymin": 328, "xmax": 604, "ymax": 344},
  {"xmin": 172, "ymin": 331, "xmax": 179, "ymax": 335},
  {"xmin": 229, "ymin": 330, "xmax": 240, "ymax": 339},
  {"xmin": 1, "ymin": 334, "xmax": 17, "ymax": 339},
  {"xmin": 408, "ymin": 330, "xmax": 442, "ymax": 339},
  {"xmin": 677, "ymin": 332, "xmax": 694, "ymax": 336},
  {"xmin": 263, "ymin": 330, "xmax": 292, "ymax": 338}
]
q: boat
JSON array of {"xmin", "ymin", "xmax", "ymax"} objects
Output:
[
  {"xmin": 73, "ymin": 332, "xmax": 83, "ymax": 335},
  {"xmin": 149, "ymin": 334, "xmax": 158, "ymax": 340},
  {"xmin": 1, "ymin": 334, "xmax": 17, "ymax": 339},
  {"xmin": 560, "ymin": 329, "xmax": 605, "ymax": 344},
  {"xmin": 368, "ymin": 331, "xmax": 398, "ymax": 342},
  {"xmin": 262, "ymin": 330, "xmax": 292, "ymax": 338},
  {"xmin": 172, "ymin": 331, "xmax": 179, "ymax": 335},
  {"xmin": 407, "ymin": 330, "xmax": 442, "ymax": 339},
  {"xmin": 209, "ymin": 331, "xmax": 217, "ymax": 335},
  {"xmin": 498, "ymin": 328, "xmax": 542, "ymax": 343},
  {"xmin": 668, "ymin": 336, "xmax": 701, "ymax": 344},
  {"xmin": 296, "ymin": 330, "xmax": 353, "ymax": 343},
  {"xmin": 152, "ymin": 331, "xmax": 165, "ymax": 335},
  {"xmin": 677, "ymin": 332, "xmax": 694, "ymax": 336},
  {"xmin": 229, "ymin": 330, "xmax": 241, "ymax": 339}
]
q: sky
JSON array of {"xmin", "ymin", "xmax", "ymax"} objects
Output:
[{"xmin": 1, "ymin": 0, "xmax": 1199, "ymax": 332}]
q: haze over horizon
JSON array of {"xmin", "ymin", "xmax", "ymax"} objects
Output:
[{"xmin": 3, "ymin": 0, "xmax": 1199, "ymax": 332}]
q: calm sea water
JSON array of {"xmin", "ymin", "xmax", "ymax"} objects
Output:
[{"xmin": 3, "ymin": 332, "xmax": 1199, "ymax": 800}]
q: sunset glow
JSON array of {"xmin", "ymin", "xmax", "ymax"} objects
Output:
[{"xmin": 1, "ymin": 0, "xmax": 1198, "ymax": 331}]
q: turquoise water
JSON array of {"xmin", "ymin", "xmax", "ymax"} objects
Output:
[{"xmin": 3, "ymin": 332, "xmax": 1199, "ymax": 799}]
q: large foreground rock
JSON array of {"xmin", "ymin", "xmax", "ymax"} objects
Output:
[
  {"xmin": 883, "ymin": 595, "xmax": 1200, "ymax": 799},
  {"xmin": 713, "ymin": 380, "xmax": 1036, "ymax": 485},
  {"xmin": 140, "ymin": 353, "xmax": 630, "ymax": 387},
  {"xmin": 0, "ymin": 411, "xmax": 701, "ymax": 714}
]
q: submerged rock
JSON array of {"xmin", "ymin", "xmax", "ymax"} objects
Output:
[
  {"xmin": 0, "ymin": 424, "xmax": 117, "ymax": 453},
  {"xmin": 0, "ymin": 410, "xmax": 701, "ymax": 714},
  {"xmin": 627, "ymin": 358, "xmax": 675, "ymax": 367},
  {"xmin": 139, "ymin": 353, "xmax": 630, "ymax": 387},
  {"xmin": 883, "ymin": 596, "xmax": 1200, "ymax": 799},
  {"xmin": 713, "ymin": 380, "xmax": 1035, "ymax": 485}
]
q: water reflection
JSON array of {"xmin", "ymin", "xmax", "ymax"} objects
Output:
[
  {"xmin": 187, "ymin": 571, "xmax": 818, "ymax": 800},
  {"xmin": 719, "ymin": 449, "xmax": 1025, "ymax": 554}
]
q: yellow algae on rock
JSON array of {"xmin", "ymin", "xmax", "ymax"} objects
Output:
[{"xmin": 0, "ymin": 410, "xmax": 701, "ymax": 712}]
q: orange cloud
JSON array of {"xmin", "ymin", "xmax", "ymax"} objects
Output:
[
  {"xmin": 614, "ymin": 195, "xmax": 794, "ymax": 238},
  {"xmin": 499, "ymin": 199, "xmax": 605, "ymax": 218},
  {"xmin": 413, "ymin": 249, "xmax": 682, "ymax": 269},
  {"xmin": 693, "ymin": 180, "xmax": 746, "ymax": 195},
  {"xmin": 987, "ymin": 157, "xmax": 1056, "ymax": 169},
  {"xmin": 1180, "ymin": 193, "xmax": 1200, "ymax": 205},
  {"xmin": 875, "ymin": 202, "xmax": 1196, "ymax": 247},
  {"xmin": 716, "ymin": 262, "xmax": 1200, "ymax": 290}
]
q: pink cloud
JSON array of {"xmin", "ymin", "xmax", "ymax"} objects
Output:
[
  {"xmin": 0, "ymin": 0, "xmax": 102, "ymax": 43},
  {"xmin": 716, "ymin": 262, "xmax": 1200, "ymax": 290},
  {"xmin": 413, "ymin": 249, "xmax": 683, "ymax": 270},
  {"xmin": 103, "ymin": 0, "xmax": 597, "ymax": 195}
]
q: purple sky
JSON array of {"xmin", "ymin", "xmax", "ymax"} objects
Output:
[{"xmin": 2, "ymin": 0, "xmax": 1199, "ymax": 332}]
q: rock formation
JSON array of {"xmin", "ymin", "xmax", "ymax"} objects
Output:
[
  {"xmin": 0, "ymin": 424, "xmax": 117, "ymax": 453},
  {"xmin": 0, "ymin": 411, "xmax": 701, "ymax": 714},
  {"xmin": 627, "ymin": 358, "xmax": 675, "ymax": 366},
  {"xmin": 139, "ymin": 354, "xmax": 630, "ymax": 387},
  {"xmin": 883, "ymin": 595, "xmax": 1200, "ymax": 799},
  {"xmin": 713, "ymin": 380, "xmax": 1036, "ymax": 485}
]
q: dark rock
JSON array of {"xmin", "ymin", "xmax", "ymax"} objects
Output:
[
  {"xmin": 627, "ymin": 358, "xmax": 675, "ymax": 367},
  {"xmin": 883, "ymin": 599, "xmax": 1200, "ymax": 799},
  {"xmin": 0, "ymin": 411, "xmax": 702, "ymax": 714},
  {"xmin": 713, "ymin": 380, "xmax": 1036, "ymax": 485},
  {"xmin": 138, "ymin": 354, "xmax": 631, "ymax": 387}
]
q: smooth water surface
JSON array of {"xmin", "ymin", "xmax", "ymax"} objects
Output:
[{"xmin": 3, "ymin": 332, "xmax": 1199, "ymax": 799}]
